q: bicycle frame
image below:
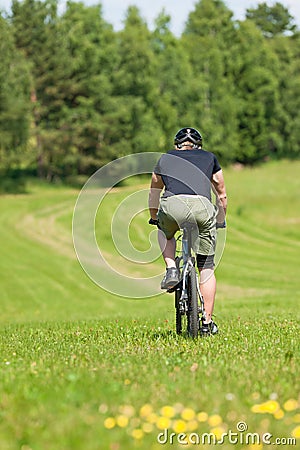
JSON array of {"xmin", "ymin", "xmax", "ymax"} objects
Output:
[{"xmin": 172, "ymin": 222, "xmax": 206, "ymax": 335}]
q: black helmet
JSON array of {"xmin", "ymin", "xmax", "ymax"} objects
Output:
[{"xmin": 174, "ymin": 127, "xmax": 202, "ymax": 148}]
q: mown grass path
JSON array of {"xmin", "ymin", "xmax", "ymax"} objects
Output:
[{"xmin": 0, "ymin": 161, "xmax": 299, "ymax": 449}]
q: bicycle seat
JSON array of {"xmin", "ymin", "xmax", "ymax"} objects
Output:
[{"xmin": 179, "ymin": 221, "xmax": 198, "ymax": 231}]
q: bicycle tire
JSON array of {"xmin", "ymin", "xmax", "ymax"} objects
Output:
[
  {"xmin": 175, "ymin": 288, "xmax": 182, "ymax": 335},
  {"xmin": 187, "ymin": 266, "xmax": 199, "ymax": 338}
]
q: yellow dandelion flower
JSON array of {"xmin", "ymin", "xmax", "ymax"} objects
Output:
[
  {"xmin": 208, "ymin": 414, "xmax": 222, "ymax": 427},
  {"xmin": 197, "ymin": 411, "xmax": 208, "ymax": 422},
  {"xmin": 251, "ymin": 401, "xmax": 279, "ymax": 414},
  {"xmin": 132, "ymin": 428, "xmax": 144, "ymax": 440},
  {"xmin": 181, "ymin": 408, "xmax": 196, "ymax": 421},
  {"xmin": 186, "ymin": 420, "xmax": 199, "ymax": 431},
  {"xmin": 142, "ymin": 422, "xmax": 154, "ymax": 433},
  {"xmin": 124, "ymin": 379, "xmax": 131, "ymax": 385},
  {"xmin": 156, "ymin": 416, "xmax": 171, "ymax": 430},
  {"xmin": 248, "ymin": 444, "xmax": 263, "ymax": 450},
  {"xmin": 283, "ymin": 399, "xmax": 299, "ymax": 412},
  {"xmin": 146, "ymin": 412, "xmax": 158, "ymax": 424},
  {"xmin": 173, "ymin": 419, "xmax": 187, "ymax": 433},
  {"xmin": 104, "ymin": 417, "xmax": 116, "ymax": 429},
  {"xmin": 211, "ymin": 426, "xmax": 225, "ymax": 441},
  {"xmin": 291, "ymin": 425, "xmax": 300, "ymax": 439},
  {"xmin": 273, "ymin": 409, "xmax": 284, "ymax": 420},
  {"xmin": 160, "ymin": 405, "xmax": 176, "ymax": 418},
  {"xmin": 116, "ymin": 415, "xmax": 129, "ymax": 428},
  {"xmin": 139, "ymin": 404, "xmax": 153, "ymax": 418},
  {"xmin": 264, "ymin": 400, "xmax": 280, "ymax": 414},
  {"xmin": 292, "ymin": 414, "xmax": 300, "ymax": 423},
  {"xmin": 251, "ymin": 404, "xmax": 262, "ymax": 413}
]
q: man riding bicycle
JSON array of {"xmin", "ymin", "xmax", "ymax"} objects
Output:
[{"xmin": 148, "ymin": 127, "xmax": 227, "ymax": 335}]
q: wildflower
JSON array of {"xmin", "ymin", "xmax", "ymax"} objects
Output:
[
  {"xmin": 146, "ymin": 412, "xmax": 158, "ymax": 424},
  {"xmin": 104, "ymin": 417, "xmax": 116, "ymax": 429},
  {"xmin": 292, "ymin": 414, "xmax": 300, "ymax": 423},
  {"xmin": 273, "ymin": 409, "xmax": 284, "ymax": 420},
  {"xmin": 98, "ymin": 404, "xmax": 108, "ymax": 414},
  {"xmin": 156, "ymin": 416, "xmax": 171, "ymax": 430},
  {"xmin": 116, "ymin": 415, "xmax": 129, "ymax": 428},
  {"xmin": 251, "ymin": 400, "xmax": 279, "ymax": 414},
  {"xmin": 142, "ymin": 422, "xmax": 154, "ymax": 433},
  {"xmin": 186, "ymin": 420, "xmax": 199, "ymax": 431},
  {"xmin": 173, "ymin": 419, "xmax": 187, "ymax": 433},
  {"xmin": 291, "ymin": 425, "xmax": 300, "ymax": 439},
  {"xmin": 211, "ymin": 426, "xmax": 226, "ymax": 441},
  {"xmin": 197, "ymin": 411, "xmax": 208, "ymax": 422},
  {"xmin": 262, "ymin": 400, "xmax": 280, "ymax": 414},
  {"xmin": 118, "ymin": 404, "xmax": 135, "ymax": 417},
  {"xmin": 139, "ymin": 404, "xmax": 153, "ymax": 418},
  {"xmin": 208, "ymin": 414, "xmax": 222, "ymax": 427},
  {"xmin": 131, "ymin": 429, "xmax": 144, "ymax": 440},
  {"xmin": 174, "ymin": 402, "xmax": 184, "ymax": 413},
  {"xmin": 251, "ymin": 404, "xmax": 262, "ymax": 413},
  {"xmin": 160, "ymin": 405, "xmax": 176, "ymax": 418},
  {"xmin": 283, "ymin": 399, "xmax": 299, "ymax": 412},
  {"xmin": 248, "ymin": 444, "xmax": 263, "ymax": 450},
  {"xmin": 181, "ymin": 408, "xmax": 196, "ymax": 421}
]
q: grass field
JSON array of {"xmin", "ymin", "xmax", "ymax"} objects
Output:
[{"xmin": 0, "ymin": 160, "xmax": 299, "ymax": 449}]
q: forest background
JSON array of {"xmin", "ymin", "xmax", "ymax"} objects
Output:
[{"xmin": 1, "ymin": 0, "xmax": 300, "ymax": 192}]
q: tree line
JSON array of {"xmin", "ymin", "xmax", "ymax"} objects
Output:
[{"xmin": 0, "ymin": 0, "xmax": 300, "ymax": 189}]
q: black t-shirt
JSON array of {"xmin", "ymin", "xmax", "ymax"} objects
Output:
[{"xmin": 154, "ymin": 149, "xmax": 221, "ymax": 200}]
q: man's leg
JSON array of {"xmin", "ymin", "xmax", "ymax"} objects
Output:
[
  {"xmin": 157, "ymin": 230, "xmax": 179, "ymax": 289},
  {"xmin": 199, "ymin": 268, "xmax": 216, "ymax": 323},
  {"xmin": 158, "ymin": 231, "xmax": 176, "ymax": 268}
]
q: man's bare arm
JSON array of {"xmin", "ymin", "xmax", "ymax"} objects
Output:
[
  {"xmin": 212, "ymin": 170, "xmax": 227, "ymax": 222},
  {"xmin": 148, "ymin": 173, "xmax": 164, "ymax": 220}
]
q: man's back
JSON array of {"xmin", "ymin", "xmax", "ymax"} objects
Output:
[{"xmin": 154, "ymin": 149, "xmax": 221, "ymax": 199}]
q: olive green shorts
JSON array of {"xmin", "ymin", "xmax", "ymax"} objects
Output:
[{"xmin": 157, "ymin": 195, "xmax": 217, "ymax": 259}]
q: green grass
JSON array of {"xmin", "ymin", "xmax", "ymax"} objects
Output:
[{"xmin": 0, "ymin": 160, "xmax": 299, "ymax": 449}]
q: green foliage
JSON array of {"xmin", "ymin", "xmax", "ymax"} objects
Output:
[
  {"xmin": 0, "ymin": 0, "xmax": 299, "ymax": 186},
  {"xmin": 59, "ymin": 2, "xmax": 118, "ymax": 173},
  {"xmin": 246, "ymin": 1, "xmax": 297, "ymax": 37},
  {"xmin": 183, "ymin": 0, "xmax": 240, "ymax": 163},
  {"xmin": 0, "ymin": 16, "xmax": 31, "ymax": 182},
  {"xmin": 232, "ymin": 20, "xmax": 282, "ymax": 163},
  {"xmin": 109, "ymin": 6, "xmax": 166, "ymax": 155}
]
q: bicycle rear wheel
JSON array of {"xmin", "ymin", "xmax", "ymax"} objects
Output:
[
  {"xmin": 175, "ymin": 288, "xmax": 183, "ymax": 335},
  {"xmin": 174, "ymin": 256, "xmax": 183, "ymax": 335},
  {"xmin": 187, "ymin": 266, "xmax": 199, "ymax": 338}
]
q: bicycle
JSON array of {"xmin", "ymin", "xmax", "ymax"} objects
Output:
[
  {"xmin": 149, "ymin": 216, "xmax": 225, "ymax": 338},
  {"xmin": 167, "ymin": 221, "xmax": 205, "ymax": 339}
]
